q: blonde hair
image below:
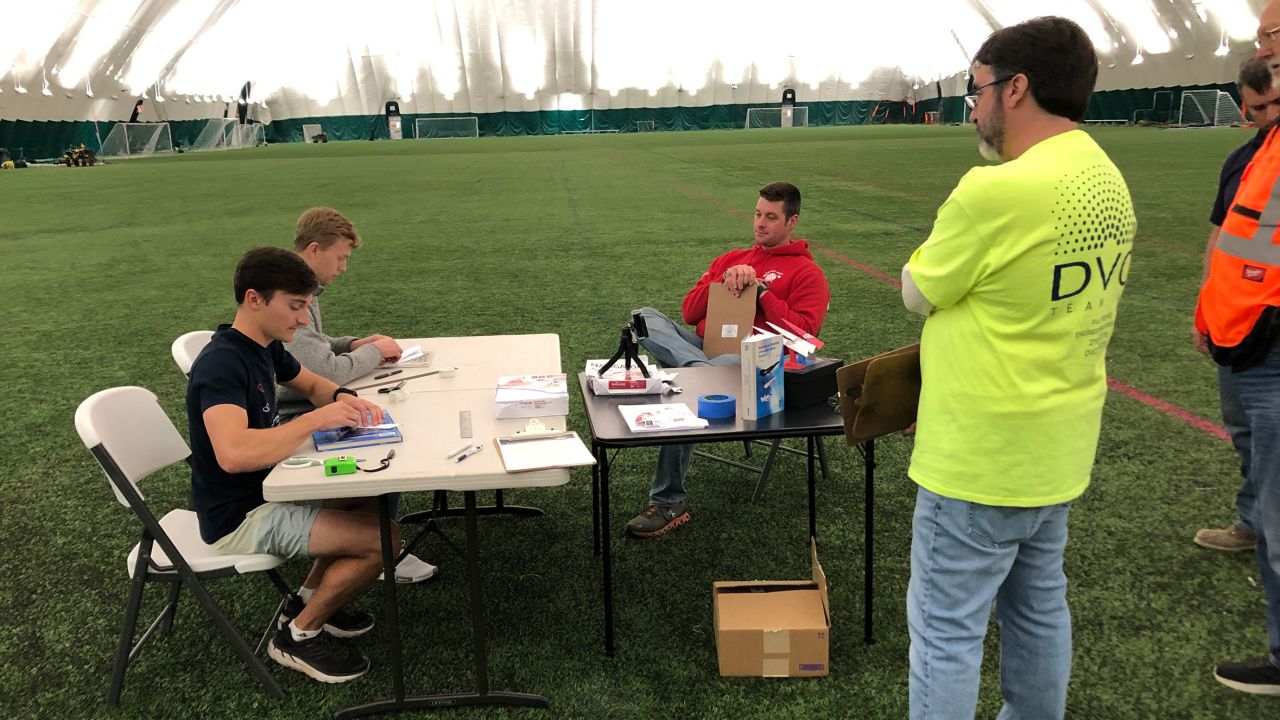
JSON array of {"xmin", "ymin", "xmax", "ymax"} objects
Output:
[{"xmin": 293, "ymin": 207, "xmax": 361, "ymax": 251}]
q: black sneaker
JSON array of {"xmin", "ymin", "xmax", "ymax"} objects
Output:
[
  {"xmin": 625, "ymin": 502, "xmax": 689, "ymax": 538},
  {"xmin": 278, "ymin": 595, "xmax": 375, "ymax": 639},
  {"xmin": 268, "ymin": 626, "xmax": 369, "ymax": 684},
  {"xmin": 1214, "ymin": 656, "xmax": 1280, "ymax": 695}
]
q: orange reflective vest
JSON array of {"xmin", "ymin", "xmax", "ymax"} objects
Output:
[{"xmin": 1196, "ymin": 125, "xmax": 1280, "ymax": 363}]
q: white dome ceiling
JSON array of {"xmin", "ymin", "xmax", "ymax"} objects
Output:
[{"xmin": 0, "ymin": 0, "xmax": 1267, "ymax": 122}]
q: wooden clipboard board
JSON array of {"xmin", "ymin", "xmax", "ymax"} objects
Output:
[
  {"xmin": 836, "ymin": 343, "xmax": 921, "ymax": 445},
  {"xmin": 703, "ymin": 282, "xmax": 758, "ymax": 358}
]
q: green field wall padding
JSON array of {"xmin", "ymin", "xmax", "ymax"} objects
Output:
[{"xmin": 0, "ymin": 84, "xmax": 1238, "ymax": 161}]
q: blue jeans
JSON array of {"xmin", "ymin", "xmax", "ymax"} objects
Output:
[
  {"xmin": 636, "ymin": 307, "xmax": 739, "ymax": 507},
  {"xmin": 1219, "ymin": 364, "xmax": 1258, "ymax": 533},
  {"xmin": 636, "ymin": 306, "xmax": 741, "ymax": 369},
  {"xmin": 1218, "ymin": 342, "xmax": 1280, "ymax": 667},
  {"xmin": 650, "ymin": 443, "xmax": 695, "ymax": 507},
  {"xmin": 908, "ymin": 486, "xmax": 1073, "ymax": 720}
]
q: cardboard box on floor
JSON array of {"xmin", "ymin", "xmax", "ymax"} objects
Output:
[
  {"xmin": 713, "ymin": 538, "xmax": 830, "ymax": 677},
  {"xmin": 703, "ymin": 282, "xmax": 758, "ymax": 358}
]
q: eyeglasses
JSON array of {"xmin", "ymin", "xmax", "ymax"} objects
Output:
[
  {"xmin": 1258, "ymin": 25, "xmax": 1280, "ymax": 47},
  {"xmin": 964, "ymin": 76, "xmax": 1014, "ymax": 110}
]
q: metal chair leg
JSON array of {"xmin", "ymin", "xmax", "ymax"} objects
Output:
[
  {"xmin": 264, "ymin": 569, "xmax": 293, "ymax": 597},
  {"xmin": 183, "ymin": 575, "xmax": 286, "ymax": 699},
  {"xmin": 257, "ymin": 596, "xmax": 288, "ymax": 656},
  {"xmin": 107, "ymin": 549, "xmax": 152, "ymax": 705},
  {"xmin": 256, "ymin": 571, "xmax": 295, "ymax": 655},
  {"xmin": 161, "ymin": 581, "xmax": 181, "ymax": 635}
]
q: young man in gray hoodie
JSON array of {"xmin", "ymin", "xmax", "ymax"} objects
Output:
[
  {"xmin": 280, "ymin": 207, "xmax": 437, "ymax": 584},
  {"xmin": 278, "ymin": 207, "xmax": 401, "ymax": 418}
]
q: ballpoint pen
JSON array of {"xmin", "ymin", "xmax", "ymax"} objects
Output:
[
  {"xmin": 378, "ymin": 379, "xmax": 407, "ymax": 394},
  {"xmin": 445, "ymin": 442, "xmax": 474, "ymax": 459},
  {"xmin": 454, "ymin": 444, "xmax": 484, "ymax": 462}
]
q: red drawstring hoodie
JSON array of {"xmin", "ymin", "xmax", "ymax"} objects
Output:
[{"xmin": 681, "ymin": 239, "xmax": 830, "ymax": 338}]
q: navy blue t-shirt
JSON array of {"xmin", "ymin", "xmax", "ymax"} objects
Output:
[
  {"xmin": 186, "ymin": 324, "xmax": 301, "ymax": 544},
  {"xmin": 1210, "ymin": 132, "xmax": 1266, "ymax": 226}
]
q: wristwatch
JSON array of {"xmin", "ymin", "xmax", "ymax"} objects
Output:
[{"xmin": 333, "ymin": 387, "xmax": 358, "ymax": 402}]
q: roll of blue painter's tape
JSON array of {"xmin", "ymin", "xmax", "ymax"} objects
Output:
[{"xmin": 697, "ymin": 393, "xmax": 736, "ymax": 419}]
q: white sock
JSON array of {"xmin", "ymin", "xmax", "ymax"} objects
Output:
[
  {"xmin": 289, "ymin": 620, "xmax": 321, "ymax": 642},
  {"xmin": 297, "ymin": 586, "xmax": 316, "ymax": 603}
]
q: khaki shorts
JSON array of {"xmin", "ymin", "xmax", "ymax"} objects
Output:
[{"xmin": 211, "ymin": 501, "xmax": 323, "ymax": 559}]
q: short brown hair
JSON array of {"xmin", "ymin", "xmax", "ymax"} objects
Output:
[
  {"xmin": 974, "ymin": 16, "xmax": 1097, "ymax": 122},
  {"xmin": 292, "ymin": 207, "xmax": 361, "ymax": 251},
  {"xmin": 759, "ymin": 181, "xmax": 801, "ymax": 219},
  {"xmin": 1239, "ymin": 57, "xmax": 1272, "ymax": 96},
  {"xmin": 234, "ymin": 246, "xmax": 318, "ymax": 304}
]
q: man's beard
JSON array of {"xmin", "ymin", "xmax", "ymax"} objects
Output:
[
  {"xmin": 978, "ymin": 137, "xmax": 1002, "ymax": 162},
  {"xmin": 976, "ymin": 102, "xmax": 1006, "ymax": 162}
]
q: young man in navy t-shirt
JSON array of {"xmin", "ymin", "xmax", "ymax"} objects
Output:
[{"xmin": 187, "ymin": 246, "xmax": 390, "ymax": 684}]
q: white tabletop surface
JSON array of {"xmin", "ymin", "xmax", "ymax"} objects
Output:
[
  {"xmin": 263, "ymin": 388, "xmax": 570, "ymax": 501},
  {"xmin": 265, "ymin": 333, "xmax": 568, "ymax": 502},
  {"xmin": 352, "ymin": 334, "xmax": 562, "ymax": 394}
]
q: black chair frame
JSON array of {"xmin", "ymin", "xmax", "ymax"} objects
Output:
[{"xmin": 90, "ymin": 445, "xmax": 292, "ymax": 705}]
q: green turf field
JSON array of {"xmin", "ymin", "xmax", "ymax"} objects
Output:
[{"xmin": 1, "ymin": 124, "xmax": 1274, "ymax": 718}]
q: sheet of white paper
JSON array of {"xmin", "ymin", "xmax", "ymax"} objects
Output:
[{"xmin": 496, "ymin": 432, "xmax": 596, "ymax": 472}]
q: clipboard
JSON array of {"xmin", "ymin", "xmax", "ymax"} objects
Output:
[
  {"xmin": 703, "ymin": 282, "xmax": 758, "ymax": 358},
  {"xmin": 494, "ymin": 431, "xmax": 597, "ymax": 473},
  {"xmin": 836, "ymin": 343, "xmax": 921, "ymax": 445}
]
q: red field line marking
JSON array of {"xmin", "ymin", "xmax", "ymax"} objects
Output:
[
  {"xmin": 811, "ymin": 244, "xmax": 902, "ymax": 287},
  {"xmin": 672, "ymin": 182, "xmax": 747, "ymax": 218},
  {"xmin": 667, "ymin": 177, "xmax": 1229, "ymax": 441},
  {"xmin": 1106, "ymin": 378, "xmax": 1230, "ymax": 441}
]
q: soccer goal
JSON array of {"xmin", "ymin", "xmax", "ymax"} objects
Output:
[
  {"xmin": 189, "ymin": 118, "xmax": 235, "ymax": 151},
  {"xmin": 99, "ymin": 122, "xmax": 174, "ymax": 158},
  {"xmin": 235, "ymin": 123, "xmax": 266, "ymax": 147},
  {"xmin": 745, "ymin": 106, "xmax": 809, "ymax": 129},
  {"xmin": 635, "ymin": 120, "xmax": 656, "ymax": 132},
  {"xmin": 1178, "ymin": 90, "xmax": 1243, "ymax": 127},
  {"xmin": 414, "ymin": 116, "xmax": 479, "ymax": 139},
  {"xmin": 188, "ymin": 119, "xmax": 266, "ymax": 151},
  {"xmin": 302, "ymin": 123, "xmax": 324, "ymax": 142}
]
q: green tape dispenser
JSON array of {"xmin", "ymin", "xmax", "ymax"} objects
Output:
[{"xmin": 324, "ymin": 456, "xmax": 360, "ymax": 476}]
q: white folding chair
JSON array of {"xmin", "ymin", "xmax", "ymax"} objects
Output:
[
  {"xmin": 75, "ymin": 386, "xmax": 291, "ymax": 705},
  {"xmin": 171, "ymin": 330, "xmax": 214, "ymax": 378}
]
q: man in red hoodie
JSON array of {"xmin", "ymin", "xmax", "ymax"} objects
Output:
[{"xmin": 627, "ymin": 181, "xmax": 830, "ymax": 538}]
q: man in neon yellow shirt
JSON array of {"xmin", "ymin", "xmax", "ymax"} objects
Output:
[{"xmin": 900, "ymin": 17, "xmax": 1134, "ymax": 719}]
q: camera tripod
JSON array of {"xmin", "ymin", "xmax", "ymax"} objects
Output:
[{"xmin": 599, "ymin": 324, "xmax": 651, "ymax": 377}]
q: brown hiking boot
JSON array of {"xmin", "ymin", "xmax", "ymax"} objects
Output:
[
  {"xmin": 626, "ymin": 503, "xmax": 689, "ymax": 538},
  {"xmin": 1193, "ymin": 525, "xmax": 1257, "ymax": 552}
]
